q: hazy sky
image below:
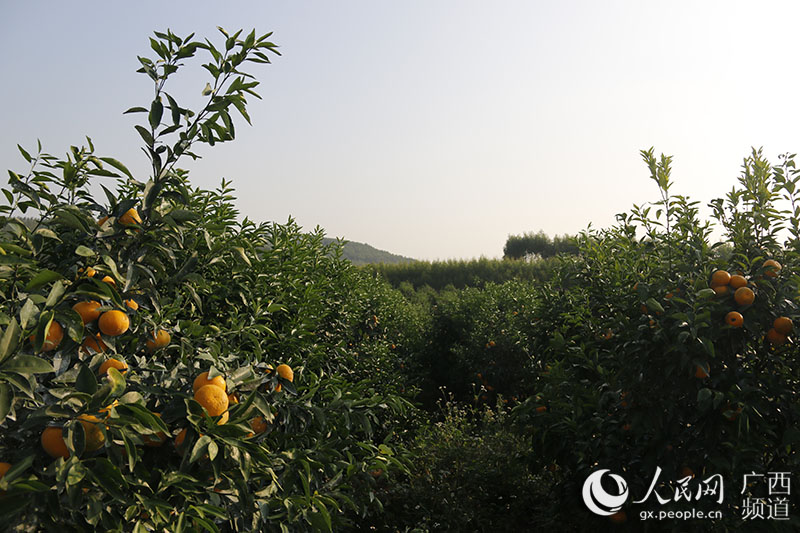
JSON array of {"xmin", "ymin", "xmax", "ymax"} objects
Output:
[{"xmin": 3, "ymin": 1, "xmax": 800, "ymax": 260}]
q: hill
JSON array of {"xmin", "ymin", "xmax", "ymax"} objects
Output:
[{"xmin": 322, "ymin": 237, "xmax": 414, "ymax": 265}]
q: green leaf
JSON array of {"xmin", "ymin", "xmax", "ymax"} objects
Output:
[
  {"xmin": 75, "ymin": 245, "xmax": 95, "ymax": 257},
  {"xmin": 2, "ymin": 355, "xmax": 54, "ymax": 374},
  {"xmin": 98, "ymin": 157, "xmax": 134, "ymax": 180},
  {"xmin": 25, "ymin": 269, "xmax": 63, "ymax": 291},
  {"xmin": 149, "ymin": 98, "xmax": 164, "ymax": 130},
  {"xmin": 645, "ymin": 298, "xmax": 664, "ymax": 314},
  {"xmin": 0, "ymin": 383, "xmax": 12, "ymax": 424},
  {"xmin": 106, "ymin": 367, "xmax": 127, "ymax": 396},
  {"xmin": 76, "ymin": 364, "xmax": 98, "ymax": 394},
  {"xmin": 124, "ymin": 107, "xmax": 149, "ymax": 114},
  {"xmin": 190, "ymin": 435, "xmax": 212, "ymax": 463},
  {"xmin": 0, "ymin": 318, "xmax": 21, "ymax": 365},
  {"xmin": 232, "ymin": 246, "xmax": 251, "ymax": 266}
]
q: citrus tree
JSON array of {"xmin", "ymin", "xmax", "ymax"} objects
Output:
[
  {"xmin": 512, "ymin": 148, "xmax": 800, "ymax": 530},
  {"xmin": 0, "ymin": 28, "xmax": 413, "ymax": 532}
]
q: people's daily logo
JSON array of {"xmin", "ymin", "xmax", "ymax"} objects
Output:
[{"xmin": 582, "ymin": 469, "xmax": 629, "ymax": 516}]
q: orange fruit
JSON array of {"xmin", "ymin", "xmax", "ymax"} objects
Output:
[
  {"xmin": 609, "ymin": 511, "xmax": 627, "ymax": 524},
  {"xmin": 227, "ymin": 393, "xmax": 239, "ymax": 405},
  {"xmin": 98, "ymin": 310, "xmax": 129, "ymax": 336},
  {"xmin": 773, "ymin": 317, "xmax": 793, "ymax": 336},
  {"xmin": 725, "ymin": 311, "xmax": 744, "ymax": 328},
  {"xmin": 78, "ymin": 414, "xmax": 105, "ymax": 452},
  {"xmin": 175, "ymin": 428, "xmax": 188, "ymax": 451},
  {"xmin": 711, "ymin": 270, "xmax": 731, "ymax": 286},
  {"xmin": 73, "ymin": 301, "xmax": 101, "ymax": 324},
  {"xmin": 763, "ymin": 259, "xmax": 782, "ymax": 278},
  {"xmin": 729, "ymin": 275, "xmax": 748, "ymax": 289},
  {"xmin": 145, "ymin": 329, "xmax": 171, "ymax": 352},
  {"xmin": 81, "ymin": 333, "xmax": 107, "ymax": 354},
  {"xmin": 734, "ymin": 287, "xmax": 755, "ymax": 307},
  {"xmin": 41, "ymin": 427, "xmax": 69, "ymax": 459},
  {"xmin": 192, "ymin": 371, "xmax": 226, "ymax": 393},
  {"xmin": 118, "ymin": 208, "xmax": 142, "ymax": 226},
  {"xmin": 84, "ymin": 267, "xmax": 97, "ymax": 278},
  {"xmin": 274, "ymin": 364, "xmax": 294, "ymax": 392},
  {"xmin": 767, "ymin": 328, "xmax": 788, "ymax": 345},
  {"xmin": 142, "ymin": 413, "xmax": 167, "ymax": 447},
  {"xmin": 216, "ymin": 412, "xmax": 229, "ymax": 425},
  {"xmin": 98, "ymin": 358, "xmax": 128, "ymax": 375},
  {"xmin": 695, "ymin": 365, "xmax": 709, "ymax": 379},
  {"xmin": 712, "ymin": 285, "xmax": 730, "ymax": 296},
  {"xmin": 30, "ymin": 321, "xmax": 64, "ymax": 352},
  {"xmin": 249, "ymin": 416, "xmax": 268, "ymax": 435},
  {"xmin": 680, "ymin": 466, "xmax": 694, "ymax": 478},
  {"xmin": 101, "ymin": 275, "xmax": 116, "ymax": 287},
  {"xmin": 97, "ymin": 215, "xmax": 109, "ymax": 226},
  {"xmin": 535, "ymin": 406, "xmax": 547, "ymax": 413},
  {"xmin": 124, "ymin": 299, "xmax": 139, "ymax": 311},
  {"xmin": 194, "ymin": 384, "xmax": 229, "ymax": 417}
]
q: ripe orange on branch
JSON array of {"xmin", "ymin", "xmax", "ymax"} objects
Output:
[
  {"xmin": 79, "ymin": 414, "xmax": 105, "ymax": 452},
  {"xmin": 193, "ymin": 371, "xmax": 226, "ymax": 393},
  {"xmin": 98, "ymin": 358, "xmax": 128, "ymax": 375},
  {"xmin": 98, "ymin": 310, "xmax": 129, "ymax": 336},
  {"xmin": 31, "ymin": 321, "xmax": 64, "ymax": 352},
  {"xmin": 773, "ymin": 317, "xmax": 793, "ymax": 335},
  {"xmin": 763, "ymin": 259, "xmax": 782, "ymax": 278},
  {"xmin": 194, "ymin": 384, "xmax": 229, "ymax": 417},
  {"xmin": 73, "ymin": 301, "xmax": 101, "ymax": 324},
  {"xmin": 118, "ymin": 208, "xmax": 142, "ymax": 226},
  {"xmin": 729, "ymin": 275, "xmax": 748, "ymax": 289},
  {"xmin": 145, "ymin": 329, "xmax": 171, "ymax": 352},
  {"xmin": 711, "ymin": 270, "xmax": 731, "ymax": 286},
  {"xmin": 41, "ymin": 427, "xmax": 69, "ymax": 459},
  {"xmin": 725, "ymin": 311, "xmax": 744, "ymax": 328},
  {"xmin": 734, "ymin": 287, "xmax": 755, "ymax": 307}
]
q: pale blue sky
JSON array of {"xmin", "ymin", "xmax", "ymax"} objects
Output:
[{"xmin": 3, "ymin": 1, "xmax": 800, "ymax": 260}]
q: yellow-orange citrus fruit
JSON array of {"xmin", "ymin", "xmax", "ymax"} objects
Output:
[
  {"xmin": 192, "ymin": 371, "xmax": 226, "ymax": 393},
  {"xmin": 85, "ymin": 267, "xmax": 96, "ymax": 278},
  {"xmin": 81, "ymin": 333, "xmax": 107, "ymax": 354},
  {"xmin": 175, "ymin": 428, "xmax": 188, "ymax": 450},
  {"xmin": 695, "ymin": 365, "xmax": 709, "ymax": 379},
  {"xmin": 767, "ymin": 328, "xmax": 788, "ymax": 345},
  {"xmin": 535, "ymin": 406, "xmax": 547, "ymax": 413},
  {"xmin": 249, "ymin": 416, "xmax": 268, "ymax": 435},
  {"xmin": 734, "ymin": 287, "xmax": 755, "ymax": 307},
  {"xmin": 763, "ymin": 259, "xmax": 782, "ymax": 278},
  {"xmin": 217, "ymin": 412, "xmax": 229, "ymax": 425},
  {"xmin": 101, "ymin": 275, "xmax": 116, "ymax": 287},
  {"xmin": 609, "ymin": 511, "xmax": 627, "ymax": 524},
  {"xmin": 73, "ymin": 301, "xmax": 101, "ymax": 324},
  {"xmin": 97, "ymin": 215, "xmax": 109, "ymax": 226},
  {"xmin": 227, "ymin": 393, "xmax": 239, "ymax": 405},
  {"xmin": 194, "ymin": 384, "xmax": 229, "ymax": 417},
  {"xmin": 729, "ymin": 275, "xmax": 748, "ymax": 289},
  {"xmin": 31, "ymin": 321, "xmax": 64, "ymax": 352},
  {"xmin": 78, "ymin": 414, "xmax": 105, "ymax": 452},
  {"xmin": 274, "ymin": 364, "xmax": 294, "ymax": 392},
  {"xmin": 119, "ymin": 208, "xmax": 142, "ymax": 226},
  {"xmin": 725, "ymin": 311, "xmax": 744, "ymax": 328},
  {"xmin": 712, "ymin": 285, "xmax": 730, "ymax": 296},
  {"xmin": 680, "ymin": 466, "xmax": 694, "ymax": 478},
  {"xmin": 711, "ymin": 270, "xmax": 731, "ymax": 286},
  {"xmin": 774, "ymin": 317, "xmax": 793, "ymax": 336},
  {"xmin": 98, "ymin": 358, "xmax": 128, "ymax": 376},
  {"xmin": 41, "ymin": 427, "xmax": 69, "ymax": 459},
  {"xmin": 142, "ymin": 413, "xmax": 167, "ymax": 447},
  {"xmin": 124, "ymin": 299, "xmax": 139, "ymax": 311},
  {"xmin": 145, "ymin": 329, "xmax": 171, "ymax": 352},
  {"xmin": 98, "ymin": 310, "xmax": 129, "ymax": 336}
]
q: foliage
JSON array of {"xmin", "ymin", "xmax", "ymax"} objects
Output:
[
  {"xmin": 0, "ymin": 28, "xmax": 413, "ymax": 533},
  {"xmin": 503, "ymin": 230, "xmax": 579, "ymax": 260},
  {"xmin": 365, "ymin": 256, "xmax": 557, "ymax": 291}
]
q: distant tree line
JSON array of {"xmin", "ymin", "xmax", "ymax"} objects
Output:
[
  {"xmin": 503, "ymin": 230, "xmax": 578, "ymax": 260},
  {"xmin": 363, "ymin": 256, "xmax": 558, "ymax": 291}
]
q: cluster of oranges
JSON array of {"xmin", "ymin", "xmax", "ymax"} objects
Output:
[{"xmin": 696, "ymin": 260, "xmax": 793, "ymax": 378}]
